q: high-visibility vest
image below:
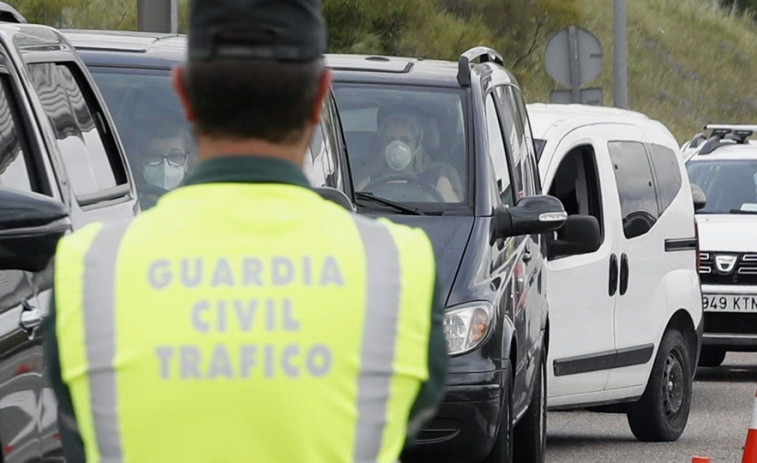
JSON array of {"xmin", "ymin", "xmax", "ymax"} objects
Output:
[{"xmin": 54, "ymin": 183, "xmax": 436, "ymax": 463}]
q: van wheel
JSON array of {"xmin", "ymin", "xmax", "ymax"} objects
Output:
[
  {"xmin": 626, "ymin": 329, "xmax": 692, "ymax": 442},
  {"xmin": 485, "ymin": 362, "xmax": 514, "ymax": 463},
  {"xmin": 698, "ymin": 347, "xmax": 726, "ymax": 367},
  {"xmin": 513, "ymin": 348, "xmax": 546, "ymax": 463}
]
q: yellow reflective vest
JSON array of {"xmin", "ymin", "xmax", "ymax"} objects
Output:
[{"xmin": 54, "ymin": 181, "xmax": 436, "ymax": 463}]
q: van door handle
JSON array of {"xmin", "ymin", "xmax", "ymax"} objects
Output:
[
  {"xmin": 522, "ymin": 244, "xmax": 533, "ymax": 263},
  {"xmin": 620, "ymin": 253, "xmax": 630, "ymax": 296},
  {"xmin": 609, "ymin": 254, "xmax": 619, "ymax": 296},
  {"xmin": 20, "ymin": 301, "xmax": 42, "ymax": 339}
]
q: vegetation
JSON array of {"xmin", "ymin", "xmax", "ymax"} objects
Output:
[{"xmin": 8, "ymin": 0, "xmax": 757, "ymax": 141}]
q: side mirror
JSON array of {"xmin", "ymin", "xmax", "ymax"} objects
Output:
[
  {"xmin": 548, "ymin": 215, "xmax": 602, "ymax": 260},
  {"xmin": 691, "ymin": 183, "xmax": 707, "ymax": 212},
  {"xmin": 0, "ymin": 188, "xmax": 71, "ymax": 272},
  {"xmin": 494, "ymin": 195, "xmax": 567, "ymax": 239},
  {"xmin": 315, "ymin": 187, "xmax": 355, "ymax": 212}
]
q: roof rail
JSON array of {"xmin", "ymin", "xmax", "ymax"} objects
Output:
[
  {"xmin": 457, "ymin": 46, "xmax": 504, "ymax": 87},
  {"xmin": 696, "ymin": 124, "xmax": 757, "ymax": 155},
  {"xmin": 0, "ymin": 3, "xmax": 25, "ymax": 23}
]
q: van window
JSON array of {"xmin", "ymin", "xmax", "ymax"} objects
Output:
[
  {"xmin": 494, "ymin": 86, "xmax": 525, "ymax": 198},
  {"xmin": 648, "ymin": 144, "xmax": 682, "ymax": 214},
  {"xmin": 608, "ymin": 141, "xmax": 659, "ymax": 239},
  {"xmin": 485, "ymin": 94, "xmax": 514, "ymax": 207},
  {"xmin": 549, "ymin": 145, "xmax": 604, "ymax": 240},
  {"xmin": 28, "ymin": 63, "xmax": 126, "ymax": 200}
]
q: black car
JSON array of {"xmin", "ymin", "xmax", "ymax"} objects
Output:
[
  {"xmin": 64, "ymin": 30, "xmax": 354, "ymax": 210},
  {"xmin": 329, "ymin": 49, "xmax": 576, "ymax": 463},
  {"xmin": 0, "ymin": 7, "xmax": 139, "ymax": 462}
]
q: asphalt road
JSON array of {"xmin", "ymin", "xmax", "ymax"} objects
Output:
[{"xmin": 547, "ymin": 353, "xmax": 757, "ymax": 463}]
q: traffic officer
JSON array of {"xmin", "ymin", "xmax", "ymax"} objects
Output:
[{"xmin": 43, "ymin": 0, "xmax": 448, "ymax": 462}]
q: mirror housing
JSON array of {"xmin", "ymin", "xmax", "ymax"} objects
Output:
[
  {"xmin": 548, "ymin": 215, "xmax": 602, "ymax": 260},
  {"xmin": 0, "ymin": 188, "xmax": 71, "ymax": 272},
  {"xmin": 691, "ymin": 183, "xmax": 707, "ymax": 212},
  {"xmin": 315, "ymin": 187, "xmax": 355, "ymax": 212},
  {"xmin": 494, "ymin": 195, "xmax": 567, "ymax": 239}
]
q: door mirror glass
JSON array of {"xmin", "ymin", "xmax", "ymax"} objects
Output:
[
  {"xmin": 691, "ymin": 183, "xmax": 707, "ymax": 212},
  {"xmin": 0, "ymin": 188, "xmax": 71, "ymax": 272},
  {"xmin": 314, "ymin": 187, "xmax": 355, "ymax": 212},
  {"xmin": 548, "ymin": 215, "xmax": 602, "ymax": 260},
  {"xmin": 495, "ymin": 195, "xmax": 567, "ymax": 238}
]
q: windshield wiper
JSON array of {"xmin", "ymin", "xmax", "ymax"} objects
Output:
[
  {"xmin": 730, "ymin": 209, "xmax": 757, "ymax": 215},
  {"xmin": 355, "ymin": 192, "xmax": 424, "ymax": 216}
]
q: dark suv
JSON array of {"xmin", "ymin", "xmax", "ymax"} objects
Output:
[
  {"xmin": 0, "ymin": 6, "xmax": 138, "ymax": 462},
  {"xmin": 64, "ymin": 30, "xmax": 354, "ymax": 211},
  {"xmin": 329, "ymin": 48, "xmax": 569, "ymax": 463}
]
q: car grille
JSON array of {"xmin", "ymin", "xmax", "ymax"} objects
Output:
[
  {"xmin": 704, "ymin": 312, "xmax": 757, "ymax": 335},
  {"xmin": 700, "ymin": 252, "xmax": 757, "ymax": 286}
]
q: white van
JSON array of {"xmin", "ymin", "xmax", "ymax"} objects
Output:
[{"xmin": 528, "ymin": 104, "xmax": 703, "ymax": 442}]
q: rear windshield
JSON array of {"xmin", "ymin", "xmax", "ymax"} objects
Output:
[{"xmin": 333, "ymin": 83, "xmax": 470, "ymax": 213}]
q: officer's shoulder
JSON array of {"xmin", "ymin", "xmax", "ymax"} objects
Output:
[
  {"xmin": 58, "ymin": 222, "xmax": 105, "ymax": 255},
  {"xmin": 351, "ymin": 214, "xmax": 431, "ymax": 247}
]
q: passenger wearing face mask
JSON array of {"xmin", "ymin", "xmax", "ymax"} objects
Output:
[{"xmin": 359, "ymin": 107, "xmax": 463, "ymax": 203}]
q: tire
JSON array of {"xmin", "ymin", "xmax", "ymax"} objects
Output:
[
  {"xmin": 698, "ymin": 347, "xmax": 726, "ymax": 367},
  {"xmin": 485, "ymin": 361, "xmax": 514, "ymax": 463},
  {"xmin": 513, "ymin": 348, "xmax": 546, "ymax": 463},
  {"xmin": 626, "ymin": 329, "xmax": 693, "ymax": 442}
]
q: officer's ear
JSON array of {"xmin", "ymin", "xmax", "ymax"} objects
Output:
[
  {"xmin": 310, "ymin": 69, "xmax": 331, "ymax": 124},
  {"xmin": 171, "ymin": 66, "xmax": 196, "ymax": 123}
]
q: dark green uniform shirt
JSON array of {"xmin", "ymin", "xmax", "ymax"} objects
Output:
[{"xmin": 44, "ymin": 156, "xmax": 448, "ymax": 462}]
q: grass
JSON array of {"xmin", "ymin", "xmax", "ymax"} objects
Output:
[{"xmin": 522, "ymin": 0, "xmax": 757, "ymax": 143}]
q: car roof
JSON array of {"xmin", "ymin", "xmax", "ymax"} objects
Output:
[
  {"xmin": 327, "ymin": 53, "xmax": 517, "ymax": 88},
  {"xmin": 688, "ymin": 142, "xmax": 757, "ymax": 162},
  {"xmin": 63, "ymin": 29, "xmax": 186, "ymax": 68},
  {"xmin": 527, "ymin": 103, "xmax": 650, "ymax": 139}
]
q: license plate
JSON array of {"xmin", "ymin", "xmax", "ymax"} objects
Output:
[{"xmin": 702, "ymin": 294, "xmax": 757, "ymax": 312}]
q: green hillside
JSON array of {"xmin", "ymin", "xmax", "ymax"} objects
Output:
[
  {"xmin": 10, "ymin": 0, "xmax": 757, "ymax": 142},
  {"xmin": 526, "ymin": 0, "xmax": 757, "ymax": 143}
]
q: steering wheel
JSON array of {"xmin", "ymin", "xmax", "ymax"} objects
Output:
[{"xmin": 365, "ymin": 173, "xmax": 445, "ymax": 203}]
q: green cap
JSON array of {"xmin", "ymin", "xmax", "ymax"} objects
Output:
[{"xmin": 188, "ymin": 0, "xmax": 327, "ymax": 61}]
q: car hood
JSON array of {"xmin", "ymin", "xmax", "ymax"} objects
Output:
[
  {"xmin": 697, "ymin": 214, "xmax": 757, "ymax": 252},
  {"xmin": 367, "ymin": 215, "xmax": 475, "ymax": 303}
]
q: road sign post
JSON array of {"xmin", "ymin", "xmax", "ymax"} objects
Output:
[
  {"xmin": 545, "ymin": 27, "xmax": 604, "ymax": 105},
  {"xmin": 613, "ymin": 0, "xmax": 629, "ymax": 108},
  {"xmin": 138, "ymin": 0, "xmax": 178, "ymax": 33}
]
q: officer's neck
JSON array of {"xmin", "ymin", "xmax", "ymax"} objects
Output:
[{"xmin": 196, "ymin": 136, "xmax": 307, "ymax": 167}]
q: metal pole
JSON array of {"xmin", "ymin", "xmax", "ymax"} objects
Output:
[
  {"xmin": 568, "ymin": 26, "xmax": 581, "ymax": 104},
  {"xmin": 138, "ymin": 0, "xmax": 171, "ymax": 33},
  {"xmin": 613, "ymin": 0, "xmax": 629, "ymax": 108}
]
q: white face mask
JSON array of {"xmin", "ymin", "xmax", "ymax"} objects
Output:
[
  {"xmin": 384, "ymin": 140, "xmax": 415, "ymax": 171},
  {"xmin": 143, "ymin": 159, "xmax": 185, "ymax": 190}
]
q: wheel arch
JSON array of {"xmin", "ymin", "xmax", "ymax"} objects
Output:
[{"xmin": 664, "ymin": 309, "xmax": 699, "ymax": 374}]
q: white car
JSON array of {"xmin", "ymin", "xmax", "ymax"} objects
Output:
[
  {"xmin": 528, "ymin": 104, "xmax": 703, "ymax": 442},
  {"xmin": 684, "ymin": 125, "xmax": 757, "ymax": 367}
]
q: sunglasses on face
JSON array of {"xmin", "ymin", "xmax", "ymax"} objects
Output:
[{"xmin": 144, "ymin": 149, "xmax": 189, "ymax": 168}]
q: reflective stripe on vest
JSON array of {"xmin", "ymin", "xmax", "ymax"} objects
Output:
[{"xmin": 83, "ymin": 221, "xmax": 130, "ymax": 462}]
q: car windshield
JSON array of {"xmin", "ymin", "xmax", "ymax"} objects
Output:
[
  {"xmin": 91, "ymin": 68, "xmax": 195, "ymax": 210},
  {"xmin": 333, "ymin": 84, "xmax": 469, "ymax": 213},
  {"xmin": 687, "ymin": 159, "xmax": 757, "ymax": 214}
]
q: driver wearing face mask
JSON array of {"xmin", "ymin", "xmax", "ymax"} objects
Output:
[
  {"xmin": 137, "ymin": 131, "xmax": 193, "ymax": 210},
  {"xmin": 358, "ymin": 108, "xmax": 463, "ymax": 202}
]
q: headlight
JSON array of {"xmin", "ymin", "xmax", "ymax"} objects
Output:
[{"xmin": 443, "ymin": 302, "xmax": 494, "ymax": 356}]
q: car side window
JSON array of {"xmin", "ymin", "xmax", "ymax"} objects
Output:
[
  {"xmin": 27, "ymin": 62, "xmax": 127, "ymax": 202},
  {"xmin": 485, "ymin": 94, "xmax": 514, "ymax": 207},
  {"xmin": 510, "ymin": 86, "xmax": 541, "ymax": 194},
  {"xmin": 608, "ymin": 141, "xmax": 660, "ymax": 239},
  {"xmin": 0, "ymin": 73, "xmax": 35, "ymax": 193},
  {"xmin": 648, "ymin": 144, "xmax": 682, "ymax": 214},
  {"xmin": 494, "ymin": 86, "xmax": 526, "ymax": 199},
  {"xmin": 549, "ymin": 145, "xmax": 604, "ymax": 241},
  {"xmin": 305, "ymin": 119, "xmax": 331, "ymax": 188}
]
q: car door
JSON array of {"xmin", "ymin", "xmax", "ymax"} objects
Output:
[
  {"xmin": 541, "ymin": 127, "xmax": 621, "ymax": 400},
  {"xmin": 495, "ymin": 86, "xmax": 545, "ymax": 406},
  {"xmin": 605, "ymin": 136, "xmax": 667, "ymax": 390},
  {"xmin": 0, "ymin": 54, "xmax": 46, "ymax": 463}
]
